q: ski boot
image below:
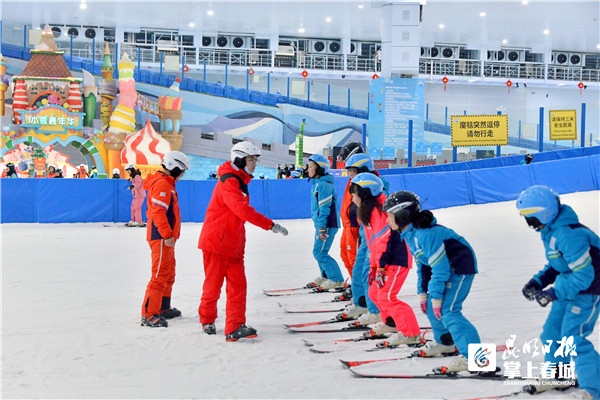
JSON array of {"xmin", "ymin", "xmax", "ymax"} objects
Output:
[
  {"xmin": 314, "ymin": 279, "xmax": 344, "ymax": 292},
  {"xmin": 225, "ymin": 324, "xmax": 258, "ymax": 342},
  {"xmin": 334, "ymin": 287, "xmax": 352, "ymax": 302},
  {"xmin": 141, "ymin": 314, "xmax": 168, "ymax": 328},
  {"xmin": 306, "ymin": 276, "xmax": 326, "ymax": 288},
  {"xmin": 377, "ymin": 332, "xmax": 422, "ymax": 348},
  {"xmin": 413, "ymin": 340, "xmax": 457, "ymax": 357},
  {"xmin": 434, "ymin": 354, "xmax": 468, "ymax": 374},
  {"xmin": 336, "ymin": 304, "xmax": 367, "ymax": 321},
  {"xmin": 160, "ymin": 307, "xmax": 182, "ymax": 319},
  {"xmin": 202, "ymin": 323, "xmax": 216, "ymax": 335},
  {"xmin": 361, "ymin": 321, "xmax": 396, "ymax": 338}
]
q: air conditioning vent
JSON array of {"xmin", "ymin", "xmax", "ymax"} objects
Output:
[
  {"xmin": 51, "ymin": 26, "xmax": 62, "ymax": 38},
  {"xmin": 328, "ymin": 41, "xmax": 341, "ymax": 54},
  {"xmin": 569, "ymin": 53, "xmax": 584, "ymax": 66},
  {"xmin": 507, "ymin": 51, "xmax": 519, "ymax": 62},
  {"xmin": 232, "ymin": 37, "xmax": 245, "ymax": 48},
  {"xmin": 202, "ymin": 36, "xmax": 213, "ymax": 47},
  {"xmin": 67, "ymin": 27, "xmax": 79, "ymax": 37},
  {"xmin": 430, "ymin": 47, "xmax": 440, "ymax": 58},
  {"xmin": 217, "ymin": 36, "xmax": 228, "ymax": 47},
  {"xmin": 312, "ymin": 40, "xmax": 326, "ymax": 53},
  {"xmin": 553, "ymin": 52, "xmax": 568, "ymax": 65},
  {"xmin": 84, "ymin": 28, "xmax": 96, "ymax": 39},
  {"xmin": 442, "ymin": 48, "xmax": 454, "ymax": 58}
]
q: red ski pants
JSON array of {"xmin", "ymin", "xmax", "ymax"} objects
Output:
[
  {"xmin": 340, "ymin": 226, "xmax": 359, "ymax": 277},
  {"xmin": 142, "ymin": 239, "xmax": 176, "ymax": 317},
  {"xmin": 198, "ymin": 250, "xmax": 246, "ymax": 335},
  {"xmin": 368, "ymin": 264, "xmax": 421, "ymax": 337}
]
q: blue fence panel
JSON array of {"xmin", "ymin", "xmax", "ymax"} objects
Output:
[
  {"xmin": 1, "ymin": 179, "xmax": 35, "ymax": 222},
  {"xmin": 530, "ymin": 157, "xmax": 597, "ymax": 194},
  {"xmin": 265, "ymin": 178, "xmax": 311, "ymax": 220},
  {"xmin": 37, "ymin": 179, "xmax": 113, "ymax": 223},
  {"xmin": 469, "ymin": 165, "xmax": 533, "ymax": 204},
  {"xmin": 589, "ymin": 155, "xmax": 600, "ymax": 189},
  {"xmin": 403, "ymin": 171, "xmax": 470, "ymax": 210}
]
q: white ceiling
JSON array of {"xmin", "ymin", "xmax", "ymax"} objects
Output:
[{"xmin": 3, "ymin": 0, "xmax": 599, "ymax": 53}]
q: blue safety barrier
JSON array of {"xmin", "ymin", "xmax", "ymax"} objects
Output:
[{"xmin": 2, "ymin": 154, "xmax": 598, "ymax": 223}]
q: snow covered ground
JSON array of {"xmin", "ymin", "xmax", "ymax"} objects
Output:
[{"xmin": 2, "ymin": 190, "xmax": 599, "ymax": 399}]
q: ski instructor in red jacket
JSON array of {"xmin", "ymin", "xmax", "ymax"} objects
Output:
[{"xmin": 198, "ymin": 141, "xmax": 289, "ymax": 341}]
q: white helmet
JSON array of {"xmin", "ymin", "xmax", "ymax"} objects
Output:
[
  {"xmin": 162, "ymin": 151, "xmax": 190, "ymax": 172},
  {"xmin": 231, "ymin": 141, "xmax": 261, "ymax": 163},
  {"xmin": 112, "ymin": 168, "xmax": 120, "ymax": 174},
  {"xmin": 125, "ymin": 163, "xmax": 135, "ymax": 171}
]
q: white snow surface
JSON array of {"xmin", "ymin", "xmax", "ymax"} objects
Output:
[{"xmin": 2, "ymin": 191, "xmax": 599, "ymax": 400}]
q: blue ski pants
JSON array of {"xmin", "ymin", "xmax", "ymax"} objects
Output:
[
  {"xmin": 541, "ymin": 295, "xmax": 600, "ymax": 399},
  {"xmin": 425, "ymin": 273, "xmax": 480, "ymax": 357},
  {"xmin": 312, "ymin": 227, "xmax": 344, "ymax": 283},
  {"xmin": 351, "ymin": 226, "xmax": 379, "ymax": 313}
]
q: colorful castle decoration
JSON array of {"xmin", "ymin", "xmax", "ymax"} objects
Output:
[
  {"xmin": 158, "ymin": 77, "xmax": 183, "ymax": 150},
  {"xmin": 0, "ymin": 54, "xmax": 8, "ymax": 116},
  {"xmin": 98, "ymin": 43, "xmax": 116, "ymax": 126},
  {"xmin": 120, "ymin": 117, "xmax": 171, "ymax": 178},
  {"xmin": 11, "ymin": 25, "xmax": 83, "ymax": 125},
  {"xmin": 1, "ymin": 24, "xmax": 186, "ymax": 179},
  {"xmin": 82, "ymin": 70, "xmax": 97, "ymax": 127},
  {"xmin": 107, "ymin": 52, "xmax": 137, "ymax": 175}
]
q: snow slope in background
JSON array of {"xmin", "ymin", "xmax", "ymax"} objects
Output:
[{"xmin": 2, "ymin": 191, "xmax": 599, "ymax": 399}]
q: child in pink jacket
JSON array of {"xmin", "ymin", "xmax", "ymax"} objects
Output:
[
  {"xmin": 126, "ymin": 164, "xmax": 146, "ymax": 226},
  {"xmin": 349, "ymin": 172, "xmax": 422, "ymax": 348}
]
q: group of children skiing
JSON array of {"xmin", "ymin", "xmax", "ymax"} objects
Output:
[
  {"xmin": 303, "ymin": 142, "xmax": 599, "ymax": 399},
  {"xmin": 135, "ymin": 141, "xmax": 599, "ymax": 400}
]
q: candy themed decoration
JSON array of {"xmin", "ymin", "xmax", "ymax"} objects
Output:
[
  {"xmin": 82, "ymin": 70, "xmax": 97, "ymax": 127},
  {"xmin": 99, "ymin": 43, "xmax": 117, "ymax": 125},
  {"xmin": 120, "ymin": 117, "xmax": 172, "ymax": 178},
  {"xmin": 0, "ymin": 54, "xmax": 8, "ymax": 116},
  {"xmin": 106, "ymin": 52, "xmax": 137, "ymax": 177},
  {"xmin": 136, "ymin": 93, "xmax": 160, "ymax": 115},
  {"xmin": 1, "ymin": 142, "xmax": 78, "ymax": 178},
  {"xmin": 31, "ymin": 145, "xmax": 48, "ymax": 177},
  {"xmin": 158, "ymin": 77, "xmax": 183, "ymax": 150}
]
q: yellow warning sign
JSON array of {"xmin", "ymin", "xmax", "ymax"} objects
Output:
[
  {"xmin": 549, "ymin": 109, "xmax": 577, "ymax": 141},
  {"xmin": 451, "ymin": 114, "xmax": 508, "ymax": 147}
]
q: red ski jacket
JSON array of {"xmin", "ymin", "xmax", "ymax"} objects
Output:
[
  {"xmin": 198, "ymin": 162, "xmax": 274, "ymax": 258},
  {"xmin": 144, "ymin": 171, "xmax": 181, "ymax": 242}
]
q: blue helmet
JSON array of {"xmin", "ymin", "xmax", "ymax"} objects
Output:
[
  {"xmin": 291, "ymin": 170, "xmax": 301, "ymax": 178},
  {"xmin": 516, "ymin": 185, "xmax": 560, "ymax": 230},
  {"xmin": 309, "ymin": 154, "xmax": 330, "ymax": 175},
  {"xmin": 345, "ymin": 153, "xmax": 374, "ymax": 173},
  {"xmin": 350, "ymin": 172, "xmax": 383, "ymax": 197}
]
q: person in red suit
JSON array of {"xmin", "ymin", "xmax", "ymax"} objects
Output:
[
  {"xmin": 140, "ymin": 151, "xmax": 190, "ymax": 328},
  {"xmin": 198, "ymin": 141, "xmax": 288, "ymax": 341}
]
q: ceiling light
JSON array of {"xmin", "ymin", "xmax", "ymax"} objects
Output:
[
  {"xmin": 298, "ymin": 27, "xmax": 305, "ymax": 33},
  {"xmin": 597, "ymin": 44, "xmax": 600, "ymax": 49},
  {"xmin": 521, "ymin": 0, "xmax": 529, "ymax": 4},
  {"xmin": 80, "ymin": 3, "xmax": 87, "ymax": 9},
  {"xmin": 502, "ymin": 39, "xmax": 508, "ymax": 44},
  {"xmin": 325, "ymin": 17, "xmax": 332, "ymax": 22},
  {"xmin": 480, "ymin": 12, "xmax": 486, "ymax": 17},
  {"xmin": 358, "ymin": 4, "xmax": 364, "ymax": 8},
  {"xmin": 207, "ymin": 10, "xmax": 214, "ymax": 16},
  {"xmin": 543, "ymin": 29, "xmax": 550, "ymax": 35},
  {"xmin": 438, "ymin": 24, "xmax": 445, "ymax": 29},
  {"xmin": 188, "ymin": 22, "xmax": 195, "ymax": 28}
]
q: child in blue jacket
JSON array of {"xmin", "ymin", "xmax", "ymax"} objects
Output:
[
  {"xmin": 306, "ymin": 154, "xmax": 344, "ymax": 291},
  {"xmin": 518, "ymin": 185, "xmax": 600, "ymax": 399},
  {"xmin": 383, "ymin": 190, "xmax": 481, "ymax": 373}
]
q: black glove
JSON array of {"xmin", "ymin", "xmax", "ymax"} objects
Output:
[
  {"xmin": 535, "ymin": 288, "xmax": 557, "ymax": 307},
  {"xmin": 522, "ymin": 279, "xmax": 541, "ymax": 301}
]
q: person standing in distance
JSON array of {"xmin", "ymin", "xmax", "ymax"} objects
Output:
[
  {"xmin": 517, "ymin": 185, "xmax": 600, "ymax": 399},
  {"xmin": 140, "ymin": 151, "xmax": 190, "ymax": 327},
  {"xmin": 306, "ymin": 153, "xmax": 344, "ymax": 291},
  {"xmin": 198, "ymin": 141, "xmax": 288, "ymax": 341},
  {"xmin": 125, "ymin": 163, "xmax": 146, "ymax": 227}
]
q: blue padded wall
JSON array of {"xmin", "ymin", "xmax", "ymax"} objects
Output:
[{"xmin": 1, "ymin": 154, "xmax": 598, "ymax": 224}]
